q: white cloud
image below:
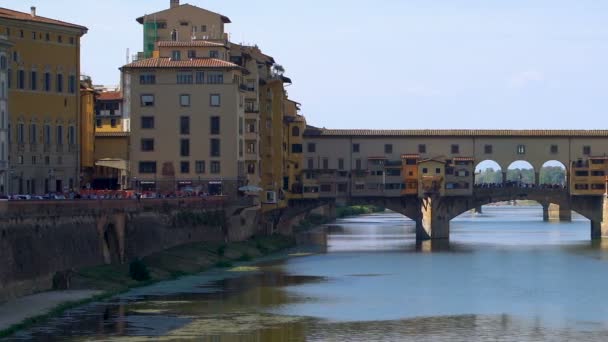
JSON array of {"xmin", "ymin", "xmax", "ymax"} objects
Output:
[{"xmin": 508, "ymin": 70, "xmax": 545, "ymax": 88}]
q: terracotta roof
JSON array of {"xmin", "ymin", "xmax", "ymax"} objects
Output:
[
  {"xmin": 157, "ymin": 40, "xmax": 227, "ymax": 48},
  {"xmin": 122, "ymin": 57, "xmax": 241, "ymax": 69},
  {"xmin": 97, "ymin": 91, "xmax": 122, "ymax": 101},
  {"xmin": 0, "ymin": 7, "xmax": 87, "ymax": 32},
  {"xmin": 304, "ymin": 128, "xmax": 608, "ymax": 137},
  {"xmin": 136, "ymin": 4, "xmax": 231, "ymax": 24}
]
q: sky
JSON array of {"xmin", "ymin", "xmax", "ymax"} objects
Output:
[{"xmin": 11, "ymin": 0, "xmax": 608, "ymax": 130}]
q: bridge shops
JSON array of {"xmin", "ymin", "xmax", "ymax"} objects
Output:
[{"xmin": 291, "ymin": 128, "xmax": 608, "ymax": 241}]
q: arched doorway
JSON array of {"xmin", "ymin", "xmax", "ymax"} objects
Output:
[
  {"xmin": 506, "ymin": 161, "xmax": 535, "ymax": 187},
  {"xmin": 539, "ymin": 160, "xmax": 567, "ymax": 189},
  {"xmin": 475, "ymin": 160, "xmax": 502, "ymax": 186}
]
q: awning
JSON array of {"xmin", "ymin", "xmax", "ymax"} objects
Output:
[{"xmin": 95, "ymin": 158, "xmax": 128, "ymax": 171}]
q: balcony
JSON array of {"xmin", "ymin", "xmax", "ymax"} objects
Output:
[
  {"xmin": 245, "ymin": 102, "xmax": 259, "ymax": 113},
  {"xmin": 245, "ymin": 131, "xmax": 258, "ymax": 141},
  {"xmin": 96, "ymin": 109, "xmax": 122, "ymax": 117}
]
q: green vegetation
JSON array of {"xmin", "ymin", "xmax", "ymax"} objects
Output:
[
  {"xmin": 476, "ymin": 166, "xmax": 566, "ymax": 185},
  {"xmin": 337, "ymin": 205, "xmax": 385, "ymax": 218},
  {"xmin": 0, "ymin": 235, "xmax": 295, "ymax": 338}
]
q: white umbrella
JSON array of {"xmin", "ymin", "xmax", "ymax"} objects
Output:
[{"xmin": 238, "ymin": 185, "xmax": 263, "ymax": 192}]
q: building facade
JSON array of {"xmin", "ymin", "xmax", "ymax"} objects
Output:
[
  {"xmin": 92, "ymin": 88, "xmax": 130, "ymax": 190},
  {"xmin": 0, "ymin": 35, "xmax": 11, "ymax": 195},
  {"xmin": 0, "ymin": 7, "xmax": 87, "ymax": 194},
  {"xmin": 79, "ymin": 76, "xmax": 95, "ymax": 188}
]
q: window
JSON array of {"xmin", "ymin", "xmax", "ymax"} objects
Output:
[
  {"xmin": 307, "ymin": 143, "xmax": 316, "ymax": 153},
  {"xmin": 291, "ymin": 144, "xmax": 303, "ymax": 153},
  {"xmin": 207, "ymin": 72, "xmax": 223, "ymax": 84},
  {"xmin": 451, "ymin": 144, "xmax": 460, "ymax": 154},
  {"xmin": 31, "ymin": 31, "xmax": 36, "ymax": 40},
  {"xmin": 423, "ymin": 168, "xmax": 428, "ymax": 174},
  {"xmin": 195, "ymin": 71, "xmax": 205, "ymax": 84},
  {"xmin": 210, "ymin": 94, "xmax": 221, "ymax": 107},
  {"xmin": 356, "ymin": 159, "xmax": 362, "ymax": 170},
  {"xmin": 418, "ymin": 144, "xmax": 426, "ymax": 153},
  {"xmin": 177, "ymin": 72, "xmax": 193, "ymax": 84},
  {"xmin": 57, "ymin": 35, "xmax": 62, "ymax": 43},
  {"xmin": 18, "ymin": 70, "xmax": 25, "ymax": 89},
  {"xmin": 180, "ymin": 161, "xmax": 190, "ymax": 174},
  {"xmin": 110, "ymin": 119, "xmax": 117, "ymax": 128},
  {"xmin": 210, "ymin": 116, "xmax": 220, "ymax": 134},
  {"xmin": 247, "ymin": 142, "xmax": 256, "ymax": 153},
  {"xmin": 68, "ymin": 75, "xmax": 76, "ymax": 93},
  {"xmin": 385, "ymin": 144, "xmax": 393, "ymax": 154},
  {"xmin": 141, "ymin": 138, "xmax": 154, "ymax": 151},
  {"xmin": 517, "ymin": 145, "xmax": 526, "ymax": 155},
  {"xmin": 17, "ymin": 123, "xmax": 24, "ymax": 143},
  {"xmin": 210, "ymin": 139, "xmax": 220, "ymax": 157},
  {"xmin": 141, "ymin": 94, "xmax": 155, "ymax": 106},
  {"xmin": 171, "ymin": 50, "xmax": 181, "ymax": 60},
  {"xmin": 307, "ymin": 158, "xmax": 314, "ymax": 169},
  {"xmin": 323, "ymin": 158, "xmax": 329, "ymax": 169},
  {"xmin": 484, "ymin": 145, "xmax": 493, "ymax": 154},
  {"xmin": 195, "ymin": 161, "xmax": 205, "ymax": 174},
  {"xmin": 30, "ymin": 124, "xmax": 37, "ymax": 144},
  {"xmin": 353, "ymin": 143, "xmax": 360, "ymax": 153},
  {"xmin": 44, "ymin": 72, "xmax": 51, "ymax": 91},
  {"xmin": 139, "ymin": 74, "xmax": 156, "ymax": 84},
  {"xmin": 45, "ymin": 33, "xmax": 50, "ymax": 41},
  {"xmin": 139, "ymin": 161, "xmax": 157, "ymax": 174},
  {"xmin": 180, "ymin": 139, "xmax": 190, "ymax": 157},
  {"xmin": 180, "ymin": 116, "xmax": 190, "ymax": 134},
  {"xmin": 180, "ymin": 94, "xmax": 190, "ymax": 107},
  {"xmin": 43, "ymin": 125, "xmax": 51, "ymax": 144},
  {"xmin": 187, "ymin": 50, "xmax": 196, "ymax": 58},
  {"xmin": 338, "ymin": 158, "xmax": 345, "ymax": 170},
  {"xmin": 209, "ymin": 50, "xmax": 219, "ymax": 58},
  {"xmin": 56, "ymin": 73, "xmax": 63, "ymax": 92},
  {"xmin": 56, "ymin": 125, "xmax": 63, "ymax": 145},
  {"xmin": 550, "ymin": 145, "xmax": 559, "ymax": 154},
  {"xmin": 210, "ymin": 161, "xmax": 221, "ymax": 174},
  {"xmin": 292, "ymin": 126, "xmax": 300, "ymax": 137},
  {"xmin": 69, "ymin": 37, "xmax": 75, "ymax": 45},
  {"xmin": 96, "ymin": 119, "xmax": 102, "ymax": 128},
  {"xmin": 7, "ymin": 69, "xmax": 11, "ymax": 88},
  {"xmin": 201, "ymin": 25, "xmax": 207, "ymax": 32},
  {"xmin": 141, "ymin": 116, "xmax": 155, "ymax": 129},
  {"xmin": 583, "ymin": 146, "xmax": 591, "ymax": 155},
  {"xmin": 68, "ymin": 126, "xmax": 76, "ymax": 145},
  {"xmin": 0, "ymin": 56, "xmax": 6, "ymax": 70},
  {"xmin": 436, "ymin": 168, "xmax": 441, "ymax": 174}
]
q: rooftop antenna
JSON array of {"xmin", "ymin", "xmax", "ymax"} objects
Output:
[{"xmin": 126, "ymin": 48, "xmax": 130, "ymax": 64}]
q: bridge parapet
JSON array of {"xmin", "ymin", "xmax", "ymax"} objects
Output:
[{"xmin": 0, "ymin": 197, "xmax": 236, "ymax": 221}]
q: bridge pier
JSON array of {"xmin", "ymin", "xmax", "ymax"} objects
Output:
[
  {"xmin": 590, "ymin": 196, "xmax": 608, "ymax": 239},
  {"xmin": 416, "ymin": 197, "xmax": 450, "ymax": 240},
  {"xmin": 542, "ymin": 203, "xmax": 572, "ymax": 222}
]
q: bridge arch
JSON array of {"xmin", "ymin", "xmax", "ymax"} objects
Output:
[
  {"xmin": 539, "ymin": 160, "xmax": 567, "ymax": 188},
  {"xmin": 475, "ymin": 160, "xmax": 504, "ymax": 185},
  {"xmin": 506, "ymin": 160, "xmax": 535, "ymax": 186}
]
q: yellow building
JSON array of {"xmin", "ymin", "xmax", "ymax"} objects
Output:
[
  {"xmin": 79, "ymin": 76, "xmax": 96, "ymax": 187},
  {"xmin": 0, "ymin": 35, "xmax": 11, "ymax": 195},
  {"xmin": 283, "ymin": 99, "xmax": 307, "ymax": 200},
  {"xmin": 0, "ymin": 6, "xmax": 87, "ymax": 194},
  {"xmin": 93, "ymin": 89, "xmax": 130, "ymax": 190}
]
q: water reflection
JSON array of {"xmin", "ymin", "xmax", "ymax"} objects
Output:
[{"xmin": 9, "ymin": 206, "xmax": 608, "ymax": 341}]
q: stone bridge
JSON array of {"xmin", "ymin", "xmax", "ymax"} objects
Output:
[{"xmin": 290, "ymin": 188, "xmax": 608, "ymax": 241}]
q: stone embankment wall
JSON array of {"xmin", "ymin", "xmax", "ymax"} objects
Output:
[{"xmin": 0, "ymin": 198, "xmax": 262, "ymax": 302}]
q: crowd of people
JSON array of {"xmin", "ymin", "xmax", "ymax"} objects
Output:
[{"xmin": 474, "ymin": 182, "xmax": 566, "ymax": 190}]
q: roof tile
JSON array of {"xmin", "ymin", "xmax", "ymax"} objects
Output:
[
  {"xmin": 122, "ymin": 57, "xmax": 240, "ymax": 69},
  {"xmin": 0, "ymin": 7, "xmax": 87, "ymax": 31},
  {"xmin": 304, "ymin": 128, "xmax": 608, "ymax": 137}
]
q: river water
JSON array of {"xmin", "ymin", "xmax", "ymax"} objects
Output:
[{"xmin": 8, "ymin": 205, "xmax": 608, "ymax": 341}]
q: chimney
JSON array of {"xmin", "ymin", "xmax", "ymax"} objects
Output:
[
  {"xmin": 30, "ymin": 6, "xmax": 36, "ymax": 17},
  {"xmin": 170, "ymin": 0, "xmax": 179, "ymax": 8}
]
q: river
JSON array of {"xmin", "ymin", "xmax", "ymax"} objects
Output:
[{"xmin": 7, "ymin": 205, "xmax": 608, "ymax": 341}]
